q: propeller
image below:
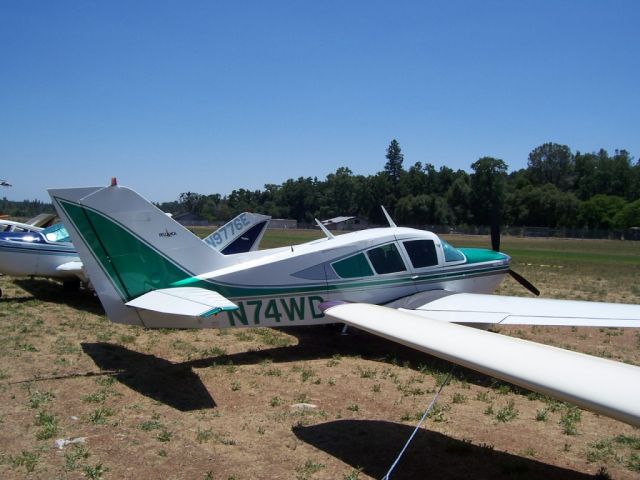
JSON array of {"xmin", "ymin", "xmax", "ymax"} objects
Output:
[
  {"xmin": 507, "ymin": 269, "xmax": 540, "ymax": 296},
  {"xmin": 490, "ymin": 209, "xmax": 540, "ymax": 296}
]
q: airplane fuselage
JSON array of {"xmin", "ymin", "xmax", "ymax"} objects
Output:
[
  {"xmin": 0, "ymin": 227, "xmax": 79, "ymax": 279},
  {"xmin": 142, "ymin": 228, "xmax": 510, "ymax": 328},
  {"xmin": 49, "ymin": 187, "xmax": 510, "ymax": 329}
]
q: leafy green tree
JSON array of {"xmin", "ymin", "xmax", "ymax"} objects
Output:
[
  {"xmin": 446, "ymin": 175, "xmax": 471, "ymax": 225},
  {"xmin": 178, "ymin": 191, "xmax": 206, "ymax": 215},
  {"xmin": 396, "ymin": 194, "xmax": 453, "ymax": 225},
  {"xmin": 319, "ymin": 167, "xmax": 356, "ymax": 218},
  {"xmin": 527, "ymin": 143, "xmax": 574, "ymax": 190},
  {"xmin": 578, "ymin": 194, "xmax": 627, "ymax": 229},
  {"xmin": 400, "ymin": 162, "xmax": 426, "ymax": 196},
  {"xmin": 505, "ymin": 184, "xmax": 580, "ymax": 227},
  {"xmin": 278, "ymin": 177, "xmax": 319, "ymax": 222},
  {"xmin": 614, "ymin": 199, "xmax": 640, "ymax": 229}
]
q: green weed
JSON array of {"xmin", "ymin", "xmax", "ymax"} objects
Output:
[
  {"xmin": 89, "ymin": 407, "xmax": 114, "ymax": 425},
  {"xmin": 296, "ymin": 459, "xmax": 325, "ymax": 480},
  {"xmin": 496, "ymin": 400, "xmax": 518, "ymax": 423},
  {"xmin": 535, "ymin": 408, "xmax": 549, "ymax": 422},
  {"xmin": 10, "ymin": 450, "xmax": 39, "ymax": 473},
  {"xmin": 35, "ymin": 410, "xmax": 59, "ymax": 440},
  {"xmin": 28, "ymin": 390, "xmax": 55, "ymax": 409},
  {"xmin": 64, "ymin": 444, "xmax": 90, "ymax": 471},
  {"xmin": 157, "ymin": 429, "xmax": 173, "ymax": 442},
  {"xmin": 452, "ymin": 393, "xmax": 467, "ymax": 404},
  {"xmin": 139, "ymin": 419, "xmax": 163, "ymax": 431},
  {"xmin": 84, "ymin": 463, "xmax": 109, "ymax": 479},
  {"xmin": 560, "ymin": 406, "xmax": 581, "ymax": 435}
]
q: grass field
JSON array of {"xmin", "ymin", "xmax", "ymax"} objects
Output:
[{"xmin": 0, "ymin": 230, "xmax": 639, "ymax": 479}]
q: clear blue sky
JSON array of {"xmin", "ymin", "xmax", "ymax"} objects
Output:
[{"xmin": 1, "ymin": 1, "xmax": 639, "ymax": 202}]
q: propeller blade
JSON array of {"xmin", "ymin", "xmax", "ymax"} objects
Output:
[
  {"xmin": 490, "ymin": 223, "xmax": 500, "ymax": 252},
  {"xmin": 490, "ymin": 205, "xmax": 501, "ymax": 252},
  {"xmin": 508, "ymin": 269, "xmax": 540, "ymax": 296}
]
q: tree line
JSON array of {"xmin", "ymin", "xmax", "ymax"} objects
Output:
[
  {"xmin": 3, "ymin": 140, "xmax": 638, "ymax": 230},
  {"xmin": 0, "ymin": 198, "xmax": 55, "ymax": 218},
  {"xmin": 158, "ymin": 140, "xmax": 640, "ymax": 230}
]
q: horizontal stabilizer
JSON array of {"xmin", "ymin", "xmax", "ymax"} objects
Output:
[
  {"xmin": 323, "ymin": 302, "xmax": 640, "ymax": 427},
  {"xmin": 126, "ymin": 287, "xmax": 238, "ymax": 318},
  {"xmin": 395, "ymin": 292, "xmax": 640, "ymax": 327}
]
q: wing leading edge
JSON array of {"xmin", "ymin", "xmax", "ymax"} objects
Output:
[{"xmin": 322, "ymin": 302, "xmax": 640, "ymax": 427}]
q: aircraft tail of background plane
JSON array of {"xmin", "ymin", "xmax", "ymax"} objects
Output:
[
  {"xmin": 205, "ymin": 212, "xmax": 271, "ymax": 254},
  {"xmin": 49, "ymin": 183, "xmax": 236, "ymax": 326}
]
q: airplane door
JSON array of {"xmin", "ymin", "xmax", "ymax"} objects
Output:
[{"xmin": 398, "ymin": 239, "xmax": 445, "ymax": 291}]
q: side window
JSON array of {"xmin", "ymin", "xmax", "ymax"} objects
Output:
[
  {"xmin": 366, "ymin": 243, "xmax": 406, "ymax": 274},
  {"xmin": 403, "ymin": 240, "xmax": 439, "ymax": 268},
  {"xmin": 332, "ymin": 253, "xmax": 374, "ymax": 278},
  {"xmin": 441, "ymin": 240, "xmax": 465, "ymax": 263}
]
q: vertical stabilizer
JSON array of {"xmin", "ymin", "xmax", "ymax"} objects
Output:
[
  {"xmin": 49, "ymin": 184, "xmax": 234, "ymax": 325},
  {"xmin": 204, "ymin": 212, "xmax": 271, "ymax": 254}
]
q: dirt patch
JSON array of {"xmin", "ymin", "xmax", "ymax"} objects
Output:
[{"xmin": 1, "ymin": 235, "xmax": 639, "ymax": 479}]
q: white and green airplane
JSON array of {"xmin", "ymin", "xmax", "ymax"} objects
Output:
[{"xmin": 48, "ymin": 181, "xmax": 640, "ymax": 428}]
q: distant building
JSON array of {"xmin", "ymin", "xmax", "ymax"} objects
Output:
[
  {"xmin": 322, "ymin": 216, "xmax": 368, "ymax": 231},
  {"xmin": 173, "ymin": 212, "xmax": 209, "ymax": 226}
]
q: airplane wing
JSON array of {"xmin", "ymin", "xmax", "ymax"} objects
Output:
[
  {"xmin": 321, "ymin": 302, "xmax": 640, "ymax": 427},
  {"xmin": 125, "ymin": 287, "xmax": 238, "ymax": 318},
  {"xmin": 385, "ymin": 290, "xmax": 640, "ymax": 328}
]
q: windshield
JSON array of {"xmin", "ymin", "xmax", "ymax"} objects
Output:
[
  {"xmin": 441, "ymin": 240, "xmax": 465, "ymax": 263},
  {"xmin": 42, "ymin": 223, "xmax": 71, "ymax": 243}
]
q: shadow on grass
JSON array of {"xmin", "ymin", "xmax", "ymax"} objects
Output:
[
  {"xmin": 81, "ymin": 342, "xmax": 215, "ymax": 411},
  {"xmin": 12, "ymin": 278, "xmax": 103, "ymax": 315},
  {"xmin": 188, "ymin": 325, "xmax": 503, "ymax": 391},
  {"xmin": 293, "ymin": 420, "xmax": 593, "ymax": 480}
]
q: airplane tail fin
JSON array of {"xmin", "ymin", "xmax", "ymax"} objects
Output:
[
  {"xmin": 204, "ymin": 212, "xmax": 271, "ymax": 254},
  {"xmin": 49, "ymin": 183, "xmax": 234, "ymax": 326}
]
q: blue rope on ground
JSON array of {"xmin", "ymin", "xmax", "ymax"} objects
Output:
[{"xmin": 381, "ymin": 366, "xmax": 456, "ymax": 480}]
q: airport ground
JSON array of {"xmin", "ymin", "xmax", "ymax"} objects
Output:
[{"xmin": 0, "ymin": 232, "xmax": 639, "ymax": 479}]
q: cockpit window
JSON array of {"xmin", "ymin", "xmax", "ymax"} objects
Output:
[
  {"xmin": 441, "ymin": 240, "xmax": 465, "ymax": 263},
  {"xmin": 43, "ymin": 224, "xmax": 71, "ymax": 243},
  {"xmin": 332, "ymin": 253, "xmax": 374, "ymax": 278},
  {"xmin": 403, "ymin": 240, "xmax": 438, "ymax": 268},
  {"xmin": 366, "ymin": 243, "xmax": 406, "ymax": 274}
]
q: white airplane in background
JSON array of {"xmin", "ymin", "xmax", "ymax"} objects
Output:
[
  {"xmin": 48, "ymin": 181, "xmax": 640, "ymax": 428},
  {"xmin": 0, "ymin": 213, "xmax": 57, "ymax": 233},
  {"xmin": 0, "ymin": 210, "xmax": 271, "ymax": 297}
]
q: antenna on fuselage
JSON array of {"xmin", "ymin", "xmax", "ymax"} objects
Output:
[
  {"xmin": 381, "ymin": 206, "xmax": 397, "ymax": 228},
  {"xmin": 315, "ymin": 219, "xmax": 335, "ymax": 239}
]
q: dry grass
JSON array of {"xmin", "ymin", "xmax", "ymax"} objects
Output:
[{"xmin": 0, "ymin": 232, "xmax": 639, "ymax": 479}]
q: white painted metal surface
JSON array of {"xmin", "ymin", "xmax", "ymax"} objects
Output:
[
  {"xmin": 126, "ymin": 287, "xmax": 237, "ymax": 317},
  {"xmin": 404, "ymin": 292, "xmax": 640, "ymax": 327},
  {"xmin": 324, "ymin": 302, "xmax": 640, "ymax": 427}
]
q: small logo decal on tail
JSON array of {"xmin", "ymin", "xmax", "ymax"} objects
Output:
[{"xmin": 158, "ymin": 229, "xmax": 177, "ymax": 238}]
